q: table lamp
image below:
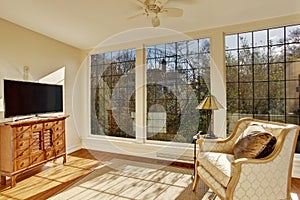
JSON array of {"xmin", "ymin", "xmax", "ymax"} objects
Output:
[{"xmin": 196, "ymin": 94, "xmax": 223, "ymax": 138}]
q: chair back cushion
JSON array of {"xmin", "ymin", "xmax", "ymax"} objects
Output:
[{"xmin": 233, "ymin": 130, "xmax": 277, "ymax": 159}]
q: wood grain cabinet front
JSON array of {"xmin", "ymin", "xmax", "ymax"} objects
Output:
[{"xmin": 0, "ymin": 115, "xmax": 68, "ymax": 187}]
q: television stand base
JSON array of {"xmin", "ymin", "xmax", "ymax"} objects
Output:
[
  {"xmin": 13, "ymin": 114, "xmax": 61, "ymax": 122},
  {"xmin": 13, "ymin": 115, "xmax": 36, "ymax": 122},
  {"xmin": 36, "ymin": 114, "xmax": 59, "ymax": 118}
]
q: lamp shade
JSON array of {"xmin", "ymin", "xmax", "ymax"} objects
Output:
[{"xmin": 196, "ymin": 95, "xmax": 224, "ymax": 110}]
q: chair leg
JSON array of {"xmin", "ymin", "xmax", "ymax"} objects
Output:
[
  {"xmin": 192, "ymin": 159, "xmax": 199, "ymax": 191},
  {"xmin": 192, "ymin": 173, "xmax": 199, "ymax": 191}
]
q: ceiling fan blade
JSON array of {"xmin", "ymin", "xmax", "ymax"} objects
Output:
[
  {"xmin": 163, "ymin": 7, "xmax": 183, "ymax": 17},
  {"xmin": 129, "ymin": 0, "xmax": 146, "ymax": 8},
  {"xmin": 127, "ymin": 11, "xmax": 145, "ymax": 20}
]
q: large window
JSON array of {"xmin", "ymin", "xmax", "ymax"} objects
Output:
[
  {"xmin": 146, "ymin": 38, "xmax": 210, "ymax": 143},
  {"xmin": 91, "ymin": 49, "xmax": 136, "ymax": 138},
  {"xmin": 226, "ymin": 25, "xmax": 300, "ymax": 140},
  {"xmin": 90, "ymin": 38, "xmax": 211, "ymax": 143}
]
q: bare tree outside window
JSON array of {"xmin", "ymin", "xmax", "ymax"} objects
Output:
[
  {"xmin": 91, "ymin": 49, "xmax": 136, "ymax": 138},
  {"xmin": 90, "ymin": 38, "xmax": 211, "ymax": 144},
  {"xmin": 146, "ymin": 38, "xmax": 210, "ymax": 143}
]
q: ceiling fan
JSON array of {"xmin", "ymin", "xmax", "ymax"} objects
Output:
[{"xmin": 129, "ymin": 0, "xmax": 184, "ymax": 27}]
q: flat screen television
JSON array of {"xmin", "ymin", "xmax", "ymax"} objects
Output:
[{"xmin": 4, "ymin": 79, "xmax": 63, "ymax": 118}]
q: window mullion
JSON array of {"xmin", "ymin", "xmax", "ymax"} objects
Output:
[{"xmin": 135, "ymin": 46, "xmax": 147, "ymax": 143}]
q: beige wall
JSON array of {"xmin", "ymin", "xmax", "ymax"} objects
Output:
[
  {"xmin": 1, "ymin": 13, "xmax": 300, "ymax": 171},
  {"xmin": 0, "ymin": 18, "xmax": 83, "ymax": 152}
]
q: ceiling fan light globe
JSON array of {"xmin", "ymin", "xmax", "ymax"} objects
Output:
[{"xmin": 152, "ymin": 16, "xmax": 160, "ymax": 27}]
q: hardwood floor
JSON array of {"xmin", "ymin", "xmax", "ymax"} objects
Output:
[
  {"xmin": 0, "ymin": 149, "xmax": 100, "ymax": 200},
  {"xmin": 0, "ymin": 148, "xmax": 299, "ymax": 199},
  {"xmin": 292, "ymin": 178, "xmax": 300, "ymax": 199}
]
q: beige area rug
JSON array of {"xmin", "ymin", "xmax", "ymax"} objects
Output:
[{"xmin": 49, "ymin": 158, "xmax": 220, "ymax": 200}]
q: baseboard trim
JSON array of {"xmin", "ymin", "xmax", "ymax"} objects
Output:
[
  {"xmin": 82, "ymin": 137, "xmax": 194, "ymax": 164},
  {"xmin": 78, "ymin": 147, "xmax": 194, "ymax": 169},
  {"xmin": 67, "ymin": 145, "xmax": 82, "ymax": 154}
]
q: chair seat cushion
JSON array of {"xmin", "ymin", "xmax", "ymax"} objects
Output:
[{"xmin": 198, "ymin": 152, "xmax": 234, "ymax": 187}]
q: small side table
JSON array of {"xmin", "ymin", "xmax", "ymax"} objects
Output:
[{"xmin": 191, "ymin": 132, "xmax": 207, "ymax": 180}]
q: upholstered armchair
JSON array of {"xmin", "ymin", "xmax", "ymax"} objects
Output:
[{"xmin": 192, "ymin": 117, "xmax": 299, "ymax": 200}]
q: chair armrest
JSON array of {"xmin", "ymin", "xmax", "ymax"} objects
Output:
[
  {"xmin": 231, "ymin": 156, "xmax": 273, "ymax": 166},
  {"xmin": 196, "ymin": 137, "xmax": 234, "ymax": 154}
]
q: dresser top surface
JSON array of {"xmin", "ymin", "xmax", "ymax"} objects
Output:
[{"xmin": 0, "ymin": 115, "xmax": 69, "ymax": 127}]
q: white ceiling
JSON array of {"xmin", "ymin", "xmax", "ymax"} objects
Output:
[{"xmin": 0, "ymin": 0, "xmax": 299, "ymax": 50}]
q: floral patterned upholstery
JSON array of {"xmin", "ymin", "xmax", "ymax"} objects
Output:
[{"xmin": 192, "ymin": 117, "xmax": 299, "ymax": 200}]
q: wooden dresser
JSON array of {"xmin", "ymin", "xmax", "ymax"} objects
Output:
[{"xmin": 0, "ymin": 115, "xmax": 69, "ymax": 187}]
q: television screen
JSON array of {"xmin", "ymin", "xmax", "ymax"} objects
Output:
[{"xmin": 4, "ymin": 79, "xmax": 63, "ymax": 118}]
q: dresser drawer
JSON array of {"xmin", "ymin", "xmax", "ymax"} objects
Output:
[
  {"xmin": 45, "ymin": 148, "xmax": 55, "ymax": 159},
  {"xmin": 53, "ymin": 130, "xmax": 64, "ymax": 139},
  {"xmin": 31, "ymin": 151, "xmax": 44, "ymax": 165},
  {"xmin": 16, "ymin": 148, "xmax": 30, "ymax": 158},
  {"xmin": 52, "ymin": 121, "xmax": 64, "ymax": 133},
  {"xmin": 31, "ymin": 123, "xmax": 43, "ymax": 131},
  {"xmin": 16, "ymin": 139, "xmax": 30, "ymax": 150},
  {"xmin": 54, "ymin": 137, "xmax": 64, "ymax": 147},
  {"xmin": 54, "ymin": 145, "xmax": 65, "ymax": 156},
  {"xmin": 16, "ymin": 157, "xmax": 30, "ymax": 170},
  {"xmin": 16, "ymin": 129, "xmax": 31, "ymax": 140},
  {"xmin": 15, "ymin": 125, "xmax": 30, "ymax": 134},
  {"xmin": 31, "ymin": 141, "xmax": 42, "ymax": 152},
  {"xmin": 53, "ymin": 120, "xmax": 63, "ymax": 126},
  {"xmin": 44, "ymin": 122, "xmax": 53, "ymax": 129}
]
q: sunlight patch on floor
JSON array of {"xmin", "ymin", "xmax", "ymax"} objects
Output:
[
  {"xmin": 49, "ymin": 159, "xmax": 195, "ymax": 200},
  {"xmin": 0, "ymin": 155, "xmax": 99, "ymax": 200}
]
